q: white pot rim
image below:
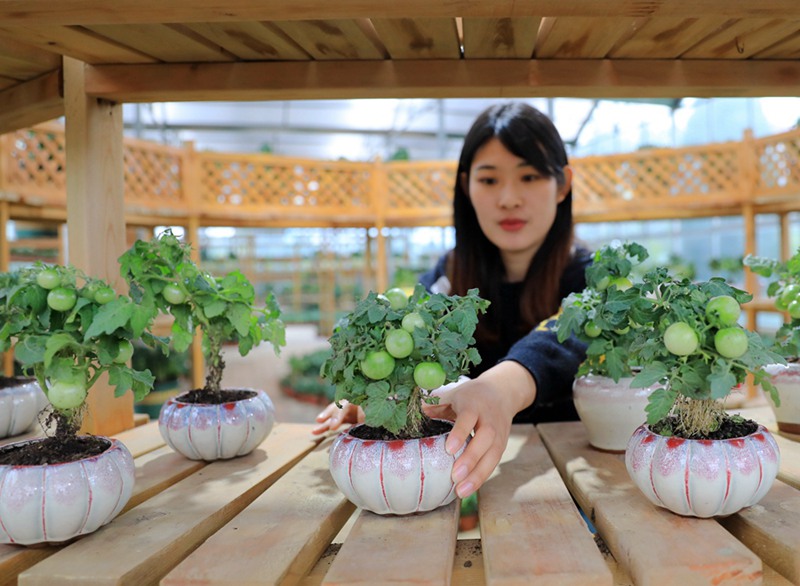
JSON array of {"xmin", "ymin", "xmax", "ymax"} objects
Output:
[{"xmin": 0, "ymin": 435, "xmax": 120, "ymax": 469}]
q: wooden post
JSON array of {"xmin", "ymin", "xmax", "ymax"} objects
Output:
[
  {"xmin": 371, "ymin": 158, "xmax": 388, "ymax": 293},
  {"xmin": 779, "ymin": 212, "xmax": 791, "ymax": 261},
  {"xmin": 63, "ymin": 56, "xmax": 132, "ymax": 435},
  {"xmin": 1, "ymin": 200, "xmax": 11, "ymax": 376}
]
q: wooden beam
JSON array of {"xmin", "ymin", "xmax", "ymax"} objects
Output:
[
  {"xmin": 63, "ymin": 55, "xmax": 133, "ymax": 435},
  {"xmin": 1, "ymin": 1, "xmax": 799, "ymax": 25},
  {"xmin": 84, "ymin": 59, "xmax": 800, "ymax": 103},
  {"xmin": 0, "ymin": 69, "xmax": 63, "ymax": 135}
]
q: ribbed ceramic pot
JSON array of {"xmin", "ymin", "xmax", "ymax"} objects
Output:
[
  {"xmin": 625, "ymin": 423, "xmax": 780, "ymax": 518},
  {"xmin": 0, "ymin": 377, "xmax": 47, "ymax": 439},
  {"xmin": 0, "ymin": 437, "xmax": 134, "ymax": 545},
  {"xmin": 158, "ymin": 388, "xmax": 275, "ymax": 461},
  {"xmin": 329, "ymin": 420, "xmax": 466, "ymax": 515},
  {"xmin": 764, "ymin": 362, "xmax": 800, "ymax": 435},
  {"xmin": 573, "ymin": 374, "xmax": 662, "ymax": 452}
]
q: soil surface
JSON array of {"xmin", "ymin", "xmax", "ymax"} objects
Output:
[
  {"xmin": 652, "ymin": 414, "xmax": 759, "ymax": 440},
  {"xmin": 178, "ymin": 388, "xmax": 256, "ymax": 404},
  {"xmin": 350, "ymin": 417, "xmax": 453, "ymax": 441},
  {"xmin": 0, "ymin": 435, "xmax": 110, "ymax": 466},
  {"xmin": 0, "ymin": 376, "xmax": 36, "ymax": 389}
]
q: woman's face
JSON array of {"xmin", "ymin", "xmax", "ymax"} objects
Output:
[{"xmin": 466, "ymin": 137, "xmax": 571, "ymax": 280}]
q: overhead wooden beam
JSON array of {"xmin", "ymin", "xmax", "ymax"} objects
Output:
[
  {"xmin": 1, "ymin": 1, "xmax": 800, "ymax": 24},
  {"xmin": 0, "ymin": 69, "xmax": 63, "ymax": 134},
  {"xmin": 84, "ymin": 59, "xmax": 800, "ymax": 102}
]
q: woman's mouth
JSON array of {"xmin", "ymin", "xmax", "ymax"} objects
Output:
[{"xmin": 499, "ymin": 219, "xmax": 526, "ymax": 232}]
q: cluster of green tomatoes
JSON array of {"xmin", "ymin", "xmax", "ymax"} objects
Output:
[
  {"xmin": 663, "ymin": 294, "xmax": 748, "ymax": 359},
  {"xmin": 359, "ymin": 288, "xmax": 447, "ymax": 391},
  {"xmin": 774, "ymin": 282, "xmax": 800, "ymax": 319}
]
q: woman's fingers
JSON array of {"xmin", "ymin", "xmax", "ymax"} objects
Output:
[
  {"xmin": 311, "ymin": 400, "xmax": 352, "ymax": 435},
  {"xmin": 451, "ymin": 424, "xmax": 506, "ymax": 498}
]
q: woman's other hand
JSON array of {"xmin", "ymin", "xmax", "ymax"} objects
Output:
[
  {"xmin": 424, "ymin": 361, "xmax": 536, "ymax": 499},
  {"xmin": 311, "ymin": 400, "xmax": 364, "ymax": 435}
]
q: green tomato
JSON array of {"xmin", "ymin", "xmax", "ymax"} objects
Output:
[
  {"xmin": 413, "ymin": 361, "xmax": 446, "ymax": 390},
  {"xmin": 594, "ymin": 275, "xmax": 610, "ymax": 291},
  {"xmin": 47, "ymin": 286, "xmax": 78, "ymax": 312},
  {"xmin": 663, "ymin": 322, "xmax": 698, "ymax": 356},
  {"xmin": 787, "ymin": 300, "xmax": 800, "ymax": 319},
  {"xmin": 714, "ymin": 327, "xmax": 748, "ymax": 359},
  {"xmin": 401, "ymin": 312, "xmax": 425, "ymax": 332},
  {"xmin": 609, "ymin": 277, "xmax": 633, "ymax": 291},
  {"xmin": 780, "ymin": 284, "xmax": 800, "ymax": 305},
  {"xmin": 48, "ymin": 380, "xmax": 87, "ymax": 410},
  {"xmin": 705, "ymin": 295, "xmax": 741, "ymax": 327},
  {"xmin": 361, "ymin": 350, "xmax": 396, "ymax": 380},
  {"xmin": 385, "ymin": 329, "xmax": 414, "ymax": 359},
  {"xmin": 115, "ymin": 339, "xmax": 134, "ymax": 363},
  {"xmin": 583, "ymin": 321, "xmax": 602, "ymax": 338},
  {"xmin": 162, "ymin": 283, "xmax": 187, "ymax": 305},
  {"xmin": 94, "ymin": 286, "xmax": 116, "ymax": 305},
  {"xmin": 384, "ymin": 288, "xmax": 409, "ymax": 310},
  {"xmin": 36, "ymin": 268, "xmax": 61, "ymax": 290}
]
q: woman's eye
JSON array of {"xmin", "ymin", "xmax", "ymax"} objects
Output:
[
  {"xmin": 521, "ymin": 174, "xmax": 540, "ymax": 182},
  {"xmin": 477, "ymin": 177, "xmax": 497, "ymax": 185}
]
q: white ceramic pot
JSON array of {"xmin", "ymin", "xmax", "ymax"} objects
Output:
[
  {"xmin": 0, "ymin": 377, "xmax": 47, "ymax": 439},
  {"xmin": 158, "ymin": 388, "xmax": 275, "ymax": 461},
  {"xmin": 626, "ymin": 423, "xmax": 780, "ymax": 518},
  {"xmin": 764, "ymin": 362, "xmax": 800, "ymax": 435},
  {"xmin": 0, "ymin": 437, "xmax": 134, "ymax": 545},
  {"xmin": 329, "ymin": 420, "xmax": 465, "ymax": 515},
  {"xmin": 573, "ymin": 374, "xmax": 662, "ymax": 452}
]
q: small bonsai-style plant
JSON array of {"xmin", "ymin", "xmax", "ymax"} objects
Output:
[
  {"xmin": 556, "ymin": 241, "xmax": 651, "ymax": 381},
  {"xmin": 320, "ymin": 284, "xmax": 489, "ymax": 439},
  {"xmin": 0, "ymin": 263, "xmax": 156, "ymax": 461},
  {"xmin": 743, "ymin": 247, "xmax": 800, "ymax": 359},
  {"xmin": 628, "ymin": 268, "xmax": 784, "ymax": 439},
  {"xmin": 118, "ymin": 230, "xmax": 286, "ymax": 402}
]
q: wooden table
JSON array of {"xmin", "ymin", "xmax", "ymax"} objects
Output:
[{"xmin": 1, "ymin": 407, "xmax": 798, "ymax": 586}]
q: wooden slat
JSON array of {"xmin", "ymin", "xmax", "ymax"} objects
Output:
[
  {"xmin": 273, "ymin": 20, "xmax": 385, "ymax": 60},
  {"xmin": 0, "ymin": 70, "xmax": 62, "ymax": 136},
  {"xmin": 85, "ymin": 23, "xmax": 238, "ymax": 62},
  {"xmin": 111, "ymin": 420, "xmax": 165, "ymax": 457},
  {"xmin": 162, "ymin": 438, "xmax": 355, "ymax": 585},
  {"xmin": 370, "ymin": 18, "xmax": 461, "ymax": 59},
  {"xmin": 0, "ymin": 37, "xmax": 60, "ymax": 80},
  {"xmin": 18, "ymin": 423, "xmax": 319, "ymax": 586},
  {"xmin": 718, "ymin": 481, "xmax": 800, "ymax": 585},
  {"xmin": 682, "ymin": 18, "xmax": 800, "ymax": 59},
  {"xmin": 538, "ymin": 421, "xmax": 763, "ymax": 584},
  {"xmin": 535, "ymin": 17, "xmax": 639, "ymax": 58},
  {"xmin": 462, "ymin": 17, "xmax": 540, "ymax": 59},
  {"xmin": 755, "ymin": 31, "xmax": 800, "ymax": 59},
  {"xmin": 479, "ymin": 425, "xmax": 612, "ymax": 585},
  {"xmin": 323, "ymin": 502, "xmax": 460, "ymax": 585},
  {"xmin": 609, "ymin": 17, "xmax": 731, "ymax": 58},
  {"xmin": 181, "ymin": 21, "xmax": 310, "ymax": 60}
]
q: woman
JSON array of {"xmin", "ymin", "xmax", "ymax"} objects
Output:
[{"xmin": 313, "ymin": 102, "xmax": 591, "ymax": 499}]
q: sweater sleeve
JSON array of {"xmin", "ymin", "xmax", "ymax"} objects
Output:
[{"xmin": 418, "ymin": 252, "xmax": 451, "ymax": 293}]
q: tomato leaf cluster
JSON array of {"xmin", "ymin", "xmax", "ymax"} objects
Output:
[
  {"xmin": 118, "ymin": 230, "xmax": 286, "ymax": 394},
  {"xmin": 744, "ymin": 247, "xmax": 800, "ymax": 358},
  {"xmin": 320, "ymin": 284, "xmax": 489, "ymax": 437},
  {"xmin": 0, "ymin": 263, "xmax": 157, "ymax": 430}
]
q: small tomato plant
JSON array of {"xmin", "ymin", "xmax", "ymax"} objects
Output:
[
  {"xmin": 118, "ymin": 231, "xmax": 286, "ymax": 399},
  {"xmin": 0, "ymin": 264, "xmax": 157, "ymax": 439},
  {"xmin": 744, "ymin": 247, "xmax": 800, "ymax": 358},
  {"xmin": 320, "ymin": 284, "xmax": 489, "ymax": 438},
  {"xmin": 556, "ymin": 241, "xmax": 651, "ymax": 380}
]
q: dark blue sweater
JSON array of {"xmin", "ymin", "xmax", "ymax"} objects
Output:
[{"xmin": 419, "ymin": 248, "xmax": 592, "ymax": 424}]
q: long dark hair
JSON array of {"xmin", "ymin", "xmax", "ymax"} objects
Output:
[{"xmin": 450, "ymin": 102, "xmax": 575, "ymax": 342}]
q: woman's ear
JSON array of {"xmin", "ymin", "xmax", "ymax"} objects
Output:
[{"xmin": 557, "ymin": 166, "xmax": 573, "ymax": 203}]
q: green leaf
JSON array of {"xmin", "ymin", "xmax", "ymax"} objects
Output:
[
  {"xmin": 226, "ymin": 303, "xmax": 251, "ymax": 337},
  {"xmin": 203, "ymin": 299, "xmax": 227, "ymax": 319},
  {"xmin": 84, "ymin": 299, "xmax": 134, "ymax": 340},
  {"xmin": 645, "ymin": 387, "xmax": 677, "ymax": 425},
  {"xmin": 44, "ymin": 333, "xmax": 79, "ymax": 368},
  {"xmin": 14, "ymin": 335, "xmax": 48, "ymax": 366}
]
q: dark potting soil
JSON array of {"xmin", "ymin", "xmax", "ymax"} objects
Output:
[
  {"xmin": 178, "ymin": 388, "xmax": 256, "ymax": 404},
  {"xmin": 652, "ymin": 414, "xmax": 759, "ymax": 440},
  {"xmin": 0, "ymin": 435, "xmax": 110, "ymax": 466},
  {"xmin": 349, "ymin": 418, "xmax": 453, "ymax": 441},
  {"xmin": 0, "ymin": 376, "xmax": 36, "ymax": 389}
]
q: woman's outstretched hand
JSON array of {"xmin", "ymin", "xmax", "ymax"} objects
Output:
[
  {"xmin": 424, "ymin": 361, "xmax": 536, "ymax": 499},
  {"xmin": 311, "ymin": 400, "xmax": 364, "ymax": 435}
]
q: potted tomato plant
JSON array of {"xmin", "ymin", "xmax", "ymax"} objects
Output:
[
  {"xmin": 119, "ymin": 231, "xmax": 286, "ymax": 461},
  {"xmin": 556, "ymin": 241, "xmax": 664, "ymax": 452},
  {"xmin": 624, "ymin": 268, "xmax": 785, "ymax": 517},
  {"xmin": 321, "ymin": 284, "xmax": 488, "ymax": 515},
  {"xmin": 0, "ymin": 263, "xmax": 157, "ymax": 545},
  {"xmin": 744, "ymin": 247, "xmax": 800, "ymax": 435}
]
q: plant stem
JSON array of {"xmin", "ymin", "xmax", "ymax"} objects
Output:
[
  {"xmin": 405, "ymin": 386, "xmax": 428, "ymax": 438},
  {"xmin": 204, "ymin": 332, "xmax": 225, "ymax": 394}
]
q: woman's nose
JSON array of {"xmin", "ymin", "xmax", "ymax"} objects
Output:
[{"xmin": 498, "ymin": 184, "xmax": 522, "ymax": 208}]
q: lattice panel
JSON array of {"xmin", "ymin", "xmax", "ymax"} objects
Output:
[
  {"xmin": 6, "ymin": 128, "xmax": 66, "ymax": 196},
  {"xmin": 573, "ymin": 147, "xmax": 740, "ymax": 208},
  {"xmin": 754, "ymin": 133, "xmax": 800, "ymax": 198},
  {"xmin": 199, "ymin": 157, "xmax": 373, "ymax": 215},
  {"xmin": 386, "ymin": 164, "xmax": 456, "ymax": 211},
  {"xmin": 123, "ymin": 143, "xmax": 184, "ymax": 209}
]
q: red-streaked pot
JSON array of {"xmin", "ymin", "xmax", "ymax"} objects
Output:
[
  {"xmin": 625, "ymin": 424, "xmax": 780, "ymax": 518},
  {"xmin": 329, "ymin": 421, "xmax": 466, "ymax": 515},
  {"xmin": 0, "ymin": 437, "xmax": 134, "ymax": 545},
  {"xmin": 764, "ymin": 362, "xmax": 800, "ymax": 435},
  {"xmin": 158, "ymin": 388, "xmax": 275, "ymax": 461}
]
